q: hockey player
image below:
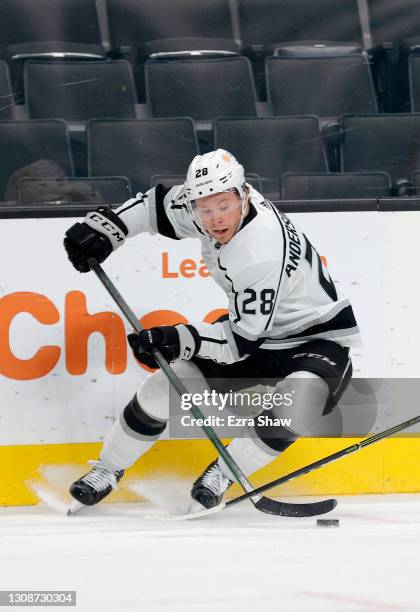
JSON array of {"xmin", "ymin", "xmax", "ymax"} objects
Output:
[{"xmin": 63, "ymin": 149, "xmax": 360, "ymax": 510}]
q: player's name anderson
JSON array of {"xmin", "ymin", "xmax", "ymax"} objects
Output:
[{"xmin": 180, "ymin": 414, "xmax": 293, "ymax": 427}]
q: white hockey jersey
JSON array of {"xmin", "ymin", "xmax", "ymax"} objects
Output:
[{"xmin": 115, "ymin": 184, "xmax": 361, "ymax": 365}]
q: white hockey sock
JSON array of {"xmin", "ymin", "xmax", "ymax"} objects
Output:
[
  {"xmin": 217, "ymin": 437, "xmax": 278, "ymax": 482},
  {"xmin": 100, "ymin": 414, "xmax": 156, "ymax": 472}
]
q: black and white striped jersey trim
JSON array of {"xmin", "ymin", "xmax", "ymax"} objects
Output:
[
  {"xmin": 116, "ymin": 195, "xmax": 146, "ymax": 216},
  {"xmin": 230, "ymin": 300, "xmax": 359, "ymax": 349},
  {"xmin": 155, "ymin": 184, "xmax": 180, "ymax": 240},
  {"xmin": 264, "ymin": 202, "xmax": 287, "ymax": 330},
  {"xmin": 217, "ymin": 256, "xmax": 241, "ymax": 324}
]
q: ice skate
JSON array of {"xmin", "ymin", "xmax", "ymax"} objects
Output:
[
  {"xmin": 190, "ymin": 459, "xmax": 233, "ymax": 510},
  {"xmin": 69, "ymin": 460, "xmax": 124, "ymax": 509}
]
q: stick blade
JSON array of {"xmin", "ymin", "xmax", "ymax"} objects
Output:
[{"xmin": 254, "ymin": 496, "xmax": 337, "ymax": 517}]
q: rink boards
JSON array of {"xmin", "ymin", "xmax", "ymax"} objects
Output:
[{"xmin": 1, "ymin": 211, "xmax": 420, "ymax": 505}]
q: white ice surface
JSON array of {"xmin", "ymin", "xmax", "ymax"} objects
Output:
[{"xmin": 0, "ymin": 494, "xmax": 419, "ymax": 611}]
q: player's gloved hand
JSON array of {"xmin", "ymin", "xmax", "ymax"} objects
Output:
[
  {"xmin": 128, "ymin": 325, "xmax": 201, "ymax": 368},
  {"xmin": 64, "ymin": 207, "xmax": 128, "ymax": 273}
]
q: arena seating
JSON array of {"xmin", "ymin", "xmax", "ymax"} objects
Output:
[
  {"xmin": 0, "ymin": 60, "xmax": 14, "ymax": 119},
  {"xmin": 238, "ymin": 0, "xmax": 364, "ymax": 52},
  {"xmin": 2, "ymin": 0, "xmax": 420, "ymax": 204},
  {"xmin": 367, "ymin": 0, "xmax": 420, "ymax": 46},
  {"xmin": 215, "ymin": 116, "xmax": 328, "ymax": 200},
  {"xmin": 0, "ymin": 120, "xmax": 73, "ymax": 202},
  {"xmin": 0, "ymin": 0, "xmax": 104, "ymax": 57},
  {"xmin": 408, "ymin": 54, "xmax": 420, "ymax": 112},
  {"xmin": 411, "ymin": 170, "xmax": 420, "ymax": 195},
  {"xmin": 88, "ymin": 118, "xmax": 199, "ymax": 194},
  {"xmin": 24, "ymin": 60, "xmax": 137, "ymax": 121},
  {"xmin": 106, "ymin": 0, "xmax": 239, "ymax": 100},
  {"xmin": 266, "ymin": 45, "xmax": 378, "ymax": 117},
  {"xmin": 281, "ymin": 172, "xmax": 392, "ymax": 200},
  {"xmin": 0, "ymin": 0, "xmax": 105, "ymax": 98},
  {"xmin": 145, "ymin": 57, "xmax": 257, "ymax": 120},
  {"xmin": 367, "ymin": 0, "xmax": 420, "ymax": 113},
  {"xmin": 17, "ymin": 176, "xmax": 132, "ymax": 207},
  {"xmin": 340, "ymin": 114, "xmax": 420, "ymax": 190}
]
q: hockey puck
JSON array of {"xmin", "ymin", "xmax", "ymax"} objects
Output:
[{"xmin": 317, "ymin": 519, "xmax": 339, "ymax": 527}]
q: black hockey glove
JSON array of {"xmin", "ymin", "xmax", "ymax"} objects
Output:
[
  {"xmin": 128, "ymin": 325, "xmax": 201, "ymax": 369},
  {"xmin": 64, "ymin": 207, "xmax": 128, "ymax": 273}
]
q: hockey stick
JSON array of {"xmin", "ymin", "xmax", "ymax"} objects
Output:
[
  {"xmin": 174, "ymin": 413, "xmax": 420, "ymax": 519},
  {"xmin": 225, "ymin": 413, "xmax": 420, "ymax": 509},
  {"xmin": 87, "ymin": 257, "xmax": 336, "ymax": 518}
]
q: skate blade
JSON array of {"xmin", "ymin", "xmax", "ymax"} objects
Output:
[
  {"xmin": 66, "ymin": 499, "xmax": 86, "ymax": 515},
  {"xmin": 143, "ymin": 503, "xmax": 226, "ymax": 521}
]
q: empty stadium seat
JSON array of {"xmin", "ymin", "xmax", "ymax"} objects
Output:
[
  {"xmin": 0, "ymin": 0, "xmax": 104, "ymax": 58},
  {"xmin": 408, "ymin": 54, "xmax": 420, "ymax": 111},
  {"xmin": 107, "ymin": 0, "xmax": 238, "ymax": 100},
  {"xmin": 0, "ymin": 120, "xmax": 74, "ymax": 202},
  {"xmin": 238, "ymin": 0, "xmax": 364, "ymax": 52},
  {"xmin": 214, "ymin": 116, "xmax": 328, "ymax": 200},
  {"xmin": 367, "ymin": 0, "xmax": 420, "ymax": 47},
  {"xmin": 411, "ymin": 170, "xmax": 420, "ymax": 194},
  {"xmin": 281, "ymin": 172, "xmax": 392, "ymax": 199},
  {"xmin": 0, "ymin": 0, "xmax": 105, "ymax": 97},
  {"xmin": 0, "ymin": 61, "xmax": 14, "ymax": 119},
  {"xmin": 340, "ymin": 114, "xmax": 420, "ymax": 188},
  {"xmin": 107, "ymin": 0, "xmax": 236, "ymax": 53},
  {"xmin": 24, "ymin": 60, "xmax": 137, "ymax": 121},
  {"xmin": 145, "ymin": 57, "xmax": 257, "ymax": 120},
  {"xmin": 88, "ymin": 118, "xmax": 199, "ymax": 194},
  {"xmin": 237, "ymin": 0, "xmax": 365, "ymax": 100},
  {"xmin": 266, "ymin": 45, "xmax": 378, "ymax": 117},
  {"xmin": 17, "ymin": 176, "xmax": 132, "ymax": 207},
  {"xmin": 367, "ymin": 0, "xmax": 420, "ymax": 112}
]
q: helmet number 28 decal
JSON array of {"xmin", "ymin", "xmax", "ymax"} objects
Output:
[{"xmin": 195, "ymin": 168, "xmax": 208, "ymax": 178}]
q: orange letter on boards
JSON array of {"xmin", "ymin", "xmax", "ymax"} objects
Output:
[
  {"xmin": 180, "ymin": 258, "xmax": 197, "ymax": 278},
  {"xmin": 65, "ymin": 291, "xmax": 127, "ymax": 375},
  {"xmin": 0, "ymin": 292, "xmax": 60, "ymax": 380},
  {"xmin": 162, "ymin": 252, "xmax": 178, "ymax": 278},
  {"xmin": 199, "ymin": 259, "xmax": 210, "ymax": 278}
]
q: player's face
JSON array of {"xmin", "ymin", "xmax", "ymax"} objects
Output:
[{"xmin": 195, "ymin": 190, "xmax": 248, "ymax": 243}]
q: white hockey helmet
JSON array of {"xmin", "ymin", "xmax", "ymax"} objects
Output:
[{"xmin": 184, "ymin": 149, "xmax": 248, "ymax": 237}]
